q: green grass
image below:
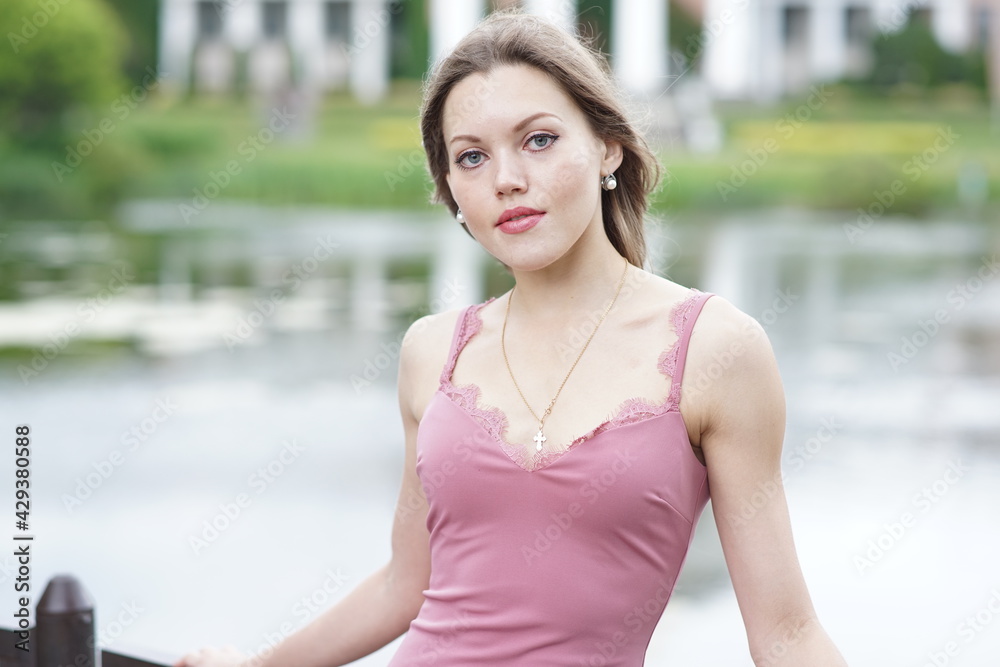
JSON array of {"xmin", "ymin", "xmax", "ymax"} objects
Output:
[
  {"xmin": 656, "ymin": 84, "xmax": 999, "ymax": 218},
  {"xmin": 114, "ymin": 83, "xmax": 437, "ymax": 211}
]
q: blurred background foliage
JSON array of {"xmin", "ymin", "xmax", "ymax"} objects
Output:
[
  {"xmin": 858, "ymin": 16, "xmax": 988, "ymax": 92},
  {"xmin": 0, "ymin": 0, "xmax": 994, "ymax": 223},
  {"xmin": 0, "ymin": 0, "xmax": 133, "ymax": 219},
  {"xmin": 0, "ymin": 0, "xmax": 127, "ymax": 149},
  {"xmin": 103, "ymin": 0, "xmax": 161, "ymax": 88}
]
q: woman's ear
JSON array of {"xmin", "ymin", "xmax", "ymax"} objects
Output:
[{"xmin": 601, "ymin": 138, "xmax": 624, "ymax": 175}]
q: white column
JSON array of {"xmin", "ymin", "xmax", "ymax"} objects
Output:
[
  {"xmin": 349, "ymin": 0, "xmax": 392, "ymax": 104},
  {"xmin": 756, "ymin": 0, "xmax": 784, "ymax": 102},
  {"xmin": 810, "ymin": 1, "xmax": 847, "ymax": 82},
  {"xmin": 932, "ymin": 0, "xmax": 972, "ymax": 52},
  {"xmin": 159, "ymin": 0, "xmax": 197, "ymax": 93},
  {"xmin": 225, "ymin": 0, "xmax": 260, "ymax": 51},
  {"xmin": 523, "ymin": 0, "xmax": 577, "ymax": 34},
  {"xmin": 350, "ymin": 251, "xmax": 389, "ymax": 332},
  {"xmin": 871, "ymin": 0, "xmax": 907, "ymax": 35},
  {"xmin": 430, "ymin": 218, "xmax": 483, "ymax": 312},
  {"xmin": 289, "ymin": 0, "xmax": 326, "ymax": 89},
  {"xmin": 703, "ymin": 0, "xmax": 758, "ymax": 100},
  {"xmin": 702, "ymin": 221, "xmax": 753, "ymax": 312},
  {"xmin": 429, "ymin": 0, "xmax": 485, "ymax": 65},
  {"xmin": 613, "ymin": 0, "xmax": 668, "ymax": 96}
]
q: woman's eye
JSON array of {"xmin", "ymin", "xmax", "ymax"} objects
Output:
[
  {"xmin": 457, "ymin": 151, "xmax": 484, "ymax": 168},
  {"xmin": 528, "ymin": 134, "xmax": 557, "ymax": 149}
]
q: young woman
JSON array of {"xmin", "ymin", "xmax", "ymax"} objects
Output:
[{"xmin": 176, "ymin": 9, "xmax": 847, "ymax": 667}]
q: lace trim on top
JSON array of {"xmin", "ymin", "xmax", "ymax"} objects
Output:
[{"xmin": 439, "ymin": 289, "xmax": 705, "ymax": 472}]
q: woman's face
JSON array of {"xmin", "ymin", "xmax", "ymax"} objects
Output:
[{"xmin": 442, "ymin": 64, "xmax": 622, "ymax": 271}]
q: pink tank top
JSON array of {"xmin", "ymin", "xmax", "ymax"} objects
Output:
[{"xmin": 388, "ymin": 290, "xmax": 715, "ymax": 666}]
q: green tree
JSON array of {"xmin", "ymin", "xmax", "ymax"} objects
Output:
[
  {"xmin": 103, "ymin": 0, "xmax": 160, "ymax": 87},
  {"xmin": 0, "ymin": 0, "xmax": 128, "ymax": 149},
  {"xmin": 577, "ymin": 0, "xmax": 613, "ymax": 56},
  {"xmin": 390, "ymin": 0, "xmax": 429, "ymax": 80},
  {"xmin": 862, "ymin": 13, "xmax": 987, "ymax": 93},
  {"xmin": 669, "ymin": 0, "xmax": 704, "ymax": 70}
]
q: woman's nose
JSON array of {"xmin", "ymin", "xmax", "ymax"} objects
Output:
[{"xmin": 493, "ymin": 153, "xmax": 527, "ymax": 195}]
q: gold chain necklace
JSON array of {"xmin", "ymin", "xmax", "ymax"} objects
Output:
[{"xmin": 501, "ymin": 256, "xmax": 630, "ymax": 452}]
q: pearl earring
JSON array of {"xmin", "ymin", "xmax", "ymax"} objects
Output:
[
  {"xmin": 601, "ymin": 173, "xmax": 618, "ymax": 191},
  {"xmin": 456, "ymin": 208, "xmax": 465, "ymax": 224}
]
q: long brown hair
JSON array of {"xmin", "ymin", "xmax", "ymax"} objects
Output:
[{"xmin": 419, "ymin": 8, "xmax": 663, "ymax": 269}]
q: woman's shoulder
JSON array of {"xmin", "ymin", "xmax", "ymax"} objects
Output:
[
  {"xmin": 638, "ymin": 273, "xmax": 771, "ymax": 366},
  {"xmin": 638, "ymin": 272, "xmax": 757, "ymax": 333},
  {"xmin": 644, "ymin": 276, "xmax": 783, "ymax": 439},
  {"xmin": 687, "ymin": 289, "xmax": 770, "ymax": 357},
  {"xmin": 400, "ymin": 305, "xmax": 468, "ymax": 370},
  {"xmin": 667, "ymin": 282, "xmax": 782, "ymax": 408},
  {"xmin": 400, "ymin": 294, "xmax": 499, "ymax": 355},
  {"xmin": 398, "ymin": 298, "xmax": 499, "ymax": 393},
  {"xmin": 397, "ymin": 304, "xmax": 472, "ymax": 418}
]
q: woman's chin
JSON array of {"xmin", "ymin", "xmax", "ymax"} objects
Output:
[
  {"xmin": 479, "ymin": 233, "xmax": 581, "ymax": 273},
  {"xmin": 494, "ymin": 254, "xmax": 561, "ymax": 274}
]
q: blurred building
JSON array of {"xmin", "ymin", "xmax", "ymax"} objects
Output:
[
  {"xmin": 702, "ymin": 0, "xmax": 1000, "ymax": 102},
  {"xmin": 159, "ymin": 0, "xmax": 393, "ymax": 103},
  {"xmin": 972, "ymin": 0, "xmax": 1000, "ymax": 105},
  {"xmin": 158, "ymin": 0, "xmax": 672, "ymax": 102},
  {"xmin": 159, "ymin": 0, "xmax": 999, "ymax": 105}
]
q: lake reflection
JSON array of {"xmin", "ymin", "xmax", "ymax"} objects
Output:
[{"xmin": 1, "ymin": 206, "xmax": 998, "ymax": 665}]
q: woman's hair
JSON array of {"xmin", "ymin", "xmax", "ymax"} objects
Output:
[{"xmin": 419, "ymin": 8, "xmax": 663, "ymax": 269}]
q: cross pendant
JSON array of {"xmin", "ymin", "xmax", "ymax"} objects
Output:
[{"xmin": 533, "ymin": 429, "xmax": 547, "ymax": 452}]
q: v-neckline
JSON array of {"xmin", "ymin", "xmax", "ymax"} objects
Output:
[
  {"xmin": 434, "ymin": 289, "xmax": 706, "ymax": 473},
  {"xmin": 435, "ymin": 383, "xmax": 678, "ymax": 473}
]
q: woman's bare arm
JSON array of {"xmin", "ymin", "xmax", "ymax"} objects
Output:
[
  {"xmin": 174, "ymin": 312, "xmax": 446, "ymax": 667},
  {"xmin": 684, "ymin": 297, "xmax": 848, "ymax": 667}
]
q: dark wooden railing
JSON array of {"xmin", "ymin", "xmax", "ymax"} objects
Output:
[{"xmin": 0, "ymin": 574, "xmax": 171, "ymax": 667}]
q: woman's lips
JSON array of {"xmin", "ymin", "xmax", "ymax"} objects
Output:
[{"xmin": 497, "ymin": 213, "xmax": 543, "ymax": 234}]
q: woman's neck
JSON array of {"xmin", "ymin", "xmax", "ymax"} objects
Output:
[{"xmin": 505, "ymin": 240, "xmax": 631, "ymax": 328}]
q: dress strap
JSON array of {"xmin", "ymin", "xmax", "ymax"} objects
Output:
[
  {"xmin": 438, "ymin": 299, "xmax": 495, "ymax": 386},
  {"xmin": 666, "ymin": 291, "xmax": 716, "ymax": 407}
]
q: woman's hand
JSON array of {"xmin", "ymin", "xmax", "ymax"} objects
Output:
[{"xmin": 173, "ymin": 645, "xmax": 252, "ymax": 667}]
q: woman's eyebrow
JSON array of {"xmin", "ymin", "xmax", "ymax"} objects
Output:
[{"xmin": 448, "ymin": 112, "xmax": 563, "ymax": 146}]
